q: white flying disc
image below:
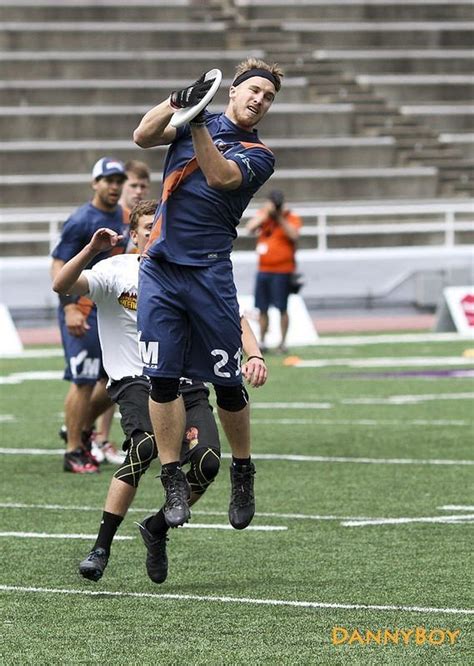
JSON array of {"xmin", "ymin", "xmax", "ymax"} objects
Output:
[{"xmin": 170, "ymin": 68, "xmax": 222, "ymax": 128}]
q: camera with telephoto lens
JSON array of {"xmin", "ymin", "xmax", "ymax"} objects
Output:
[{"xmin": 268, "ymin": 190, "xmax": 284, "ymax": 218}]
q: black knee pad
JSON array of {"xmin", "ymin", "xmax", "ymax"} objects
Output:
[
  {"xmin": 150, "ymin": 376, "xmax": 180, "ymax": 403},
  {"xmin": 214, "ymin": 383, "xmax": 249, "ymax": 412},
  {"xmin": 187, "ymin": 447, "xmax": 221, "ymax": 496},
  {"xmin": 114, "ymin": 430, "xmax": 157, "ymax": 487}
]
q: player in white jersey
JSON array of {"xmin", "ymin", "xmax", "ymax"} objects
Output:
[{"xmin": 52, "ymin": 200, "xmax": 267, "ymax": 584}]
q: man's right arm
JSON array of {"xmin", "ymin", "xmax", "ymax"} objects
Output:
[
  {"xmin": 133, "ymin": 98, "xmax": 177, "ymax": 148},
  {"xmin": 53, "ymin": 228, "xmax": 122, "ymax": 296}
]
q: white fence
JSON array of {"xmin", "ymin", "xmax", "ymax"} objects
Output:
[{"xmin": 0, "ymin": 200, "xmax": 473, "ymax": 255}]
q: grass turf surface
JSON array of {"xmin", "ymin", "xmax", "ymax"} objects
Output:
[{"xmin": 0, "ymin": 337, "xmax": 473, "ymax": 664}]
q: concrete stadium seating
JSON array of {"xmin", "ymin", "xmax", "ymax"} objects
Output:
[
  {"xmin": 234, "ymin": 0, "xmax": 474, "ymax": 22},
  {"xmin": 0, "ymin": 166, "xmax": 439, "ymax": 207},
  {"xmin": 0, "ymin": 136, "xmax": 397, "ymax": 173},
  {"xmin": 0, "ymin": 0, "xmax": 215, "ymax": 22},
  {"xmin": 314, "ymin": 50, "xmax": 474, "ymax": 75},
  {"xmin": 1, "ymin": 0, "xmax": 473, "ymax": 257},
  {"xmin": 0, "ymin": 77, "xmax": 309, "ymax": 106}
]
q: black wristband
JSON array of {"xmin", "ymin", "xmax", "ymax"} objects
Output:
[
  {"xmin": 59, "ymin": 294, "xmax": 79, "ymax": 307},
  {"xmin": 247, "ymin": 355, "xmax": 265, "ymax": 363},
  {"xmin": 190, "ymin": 110, "xmax": 207, "ymax": 126}
]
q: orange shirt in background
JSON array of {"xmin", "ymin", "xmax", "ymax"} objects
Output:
[{"xmin": 256, "ymin": 210, "xmax": 302, "ymax": 273}]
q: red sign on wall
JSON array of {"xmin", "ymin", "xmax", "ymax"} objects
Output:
[{"xmin": 460, "ymin": 294, "xmax": 474, "ymax": 327}]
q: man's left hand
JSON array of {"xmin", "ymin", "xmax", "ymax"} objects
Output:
[{"xmin": 242, "ymin": 358, "xmax": 268, "ymax": 388}]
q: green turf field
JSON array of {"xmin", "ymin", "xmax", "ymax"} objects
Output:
[{"xmin": 0, "ymin": 335, "xmax": 473, "ymax": 664}]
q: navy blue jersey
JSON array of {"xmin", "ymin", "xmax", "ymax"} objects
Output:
[
  {"xmin": 52, "ymin": 202, "xmax": 126, "ymax": 268},
  {"xmin": 145, "ymin": 112, "xmax": 274, "ymax": 266}
]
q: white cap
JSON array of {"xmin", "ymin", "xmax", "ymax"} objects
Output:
[{"xmin": 91, "ymin": 157, "xmax": 127, "ymax": 180}]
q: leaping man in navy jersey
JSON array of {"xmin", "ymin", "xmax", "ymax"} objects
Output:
[{"xmin": 133, "ymin": 57, "xmax": 284, "ymax": 536}]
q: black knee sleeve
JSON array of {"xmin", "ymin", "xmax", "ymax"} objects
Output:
[
  {"xmin": 149, "ymin": 376, "xmax": 180, "ymax": 403},
  {"xmin": 187, "ymin": 447, "xmax": 221, "ymax": 496},
  {"xmin": 214, "ymin": 384, "xmax": 249, "ymax": 412},
  {"xmin": 114, "ymin": 430, "xmax": 157, "ymax": 487}
]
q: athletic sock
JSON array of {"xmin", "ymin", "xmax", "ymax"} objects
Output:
[
  {"xmin": 161, "ymin": 461, "xmax": 181, "ymax": 474},
  {"xmin": 232, "ymin": 456, "xmax": 251, "ymax": 469},
  {"xmin": 93, "ymin": 511, "xmax": 123, "ymax": 554},
  {"xmin": 146, "ymin": 509, "xmax": 169, "ymax": 536}
]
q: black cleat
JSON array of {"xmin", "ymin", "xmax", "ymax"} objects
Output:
[
  {"xmin": 79, "ymin": 547, "xmax": 108, "ymax": 581},
  {"xmin": 160, "ymin": 467, "xmax": 191, "ymax": 528},
  {"xmin": 64, "ymin": 448, "xmax": 99, "ymax": 474},
  {"xmin": 229, "ymin": 462, "xmax": 256, "ymax": 530},
  {"xmin": 137, "ymin": 517, "xmax": 169, "ymax": 584}
]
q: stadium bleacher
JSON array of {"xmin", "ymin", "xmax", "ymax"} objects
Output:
[{"xmin": 0, "ymin": 0, "xmax": 472, "ymax": 298}]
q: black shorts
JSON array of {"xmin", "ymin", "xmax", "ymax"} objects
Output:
[
  {"xmin": 180, "ymin": 389, "xmax": 221, "ymax": 464},
  {"xmin": 255, "ymin": 271, "xmax": 291, "ymax": 313},
  {"xmin": 107, "ymin": 375, "xmax": 220, "ymax": 460}
]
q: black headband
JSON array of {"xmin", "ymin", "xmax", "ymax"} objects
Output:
[{"xmin": 232, "ymin": 69, "xmax": 279, "ymax": 90}]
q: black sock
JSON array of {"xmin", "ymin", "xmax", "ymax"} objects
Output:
[
  {"xmin": 232, "ymin": 456, "xmax": 251, "ymax": 468},
  {"xmin": 146, "ymin": 509, "xmax": 169, "ymax": 536},
  {"xmin": 161, "ymin": 461, "xmax": 181, "ymax": 474},
  {"xmin": 93, "ymin": 511, "xmax": 123, "ymax": 554}
]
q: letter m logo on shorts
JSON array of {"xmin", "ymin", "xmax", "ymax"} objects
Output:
[{"xmin": 138, "ymin": 338, "xmax": 159, "ymax": 366}]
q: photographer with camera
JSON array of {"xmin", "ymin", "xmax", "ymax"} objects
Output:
[{"xmin": 246, "ymin": 190, "xmax": 302, "ymax": 354}]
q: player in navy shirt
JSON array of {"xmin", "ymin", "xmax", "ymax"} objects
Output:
[
  {"xmin": 134, "ymin": 58, "xmax": 283, "ymax": 534},
  {"xmin": 51, "ymin": 157, "xmax": 128, "ymax": 474}
]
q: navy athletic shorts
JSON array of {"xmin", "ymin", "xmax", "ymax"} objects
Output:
[
  {"xmin": 255, "ymin": 271, "xmax": 291, "ymax": 313},
  {"xmin": 138, "ymin": 258, "xmax": 243, "ymax": 386},
  {"xmin": 58, "ymin": 305, "xmax": 107, "ymax": 385}
]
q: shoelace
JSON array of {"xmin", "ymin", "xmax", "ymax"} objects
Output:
[
  {"xmin": 231, "ymin": 471, "xmax": 254, "ymax": 507},
  {"xmin": 88, "ymin": 549, "xmax": 106, "ymax": 562},
  {"xmin": 163, "ymin": 473, "xmax": 189, "ymax": 507}
]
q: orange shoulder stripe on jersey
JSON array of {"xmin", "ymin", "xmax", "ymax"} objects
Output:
[
  {"xmin": 161, "ymin": 157, "xmax": 200, "ymax": 204},
  {"xmin": 144, "ymin": 213, "xmax": 163, "ymax": 250},
  {"xmin": 144, "ymin": 156, "xmax": 200, "ymax": 251},
  {"xmin": 238, "ymin": 141, "xmax": 274, "ymax": 154}
]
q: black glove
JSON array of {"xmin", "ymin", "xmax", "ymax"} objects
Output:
[
  {"xmin": 189, "ymin": 109, "xmax": 207, "ymax": 127},
  {"xmin": 170, "ymin": 73, "xmax": 215, "ymax": 109}
]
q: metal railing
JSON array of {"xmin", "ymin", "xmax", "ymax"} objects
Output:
[{"xmin": 0, "ymin": 200, "xmax": 472, "ymax": 255}]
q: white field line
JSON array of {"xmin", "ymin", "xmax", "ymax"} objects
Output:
[
  {"xmin": 438, "ymin": 505, "xmax": 474, "ymax": 511},
  {"xmin": 0, "ymin": 532, "xmax": 134, "ymax": 540},
  {"xmin": 0, "ymin": 524, "xmax": 286, "ymax": 538},
  {"xmin": 185, "ymin": 524, "xmax": 287, "ymax": 531},
  {"xmin": 0, "ymin": 585, "xmax": 472, "ymax": 616},
  {"xmin": 248, "ymin": 453, "xmax": 474, "ymax": 466},
  {"xmin": 0, "ymin": 370, "xmax": 63, "ymax": 384},
  {"xmin": 0, "ymin": 447, "xmax": 472, "ymax": 466},
  {"xmin": 295, "ymin": 357, "xmax": 474, "ymax": 368},
  {"xmin": 343, "ymin": 392, "xmax": 474, "ymax": 405},
  {"xmin": 251, "ymin": 418, "xmax": 470, "ymax": 426},
  {"xmin": 3, "ymin": 415, "xmax": 470, "ymax": 427},
  {"xmin": 1, "ymin": 503, "xmax": 471, "ymax": 531},
  {"xmin": 3, "ymin": 361, "xmax": 471, "ymax": 384},
  {"xmin": 0, "ymin": 448, "xmax": 64, "ymax": 455},
  {"xmin": 0, "ymin": 502, "xmax": 372, "ymax": 522},
  {"xmin": 342, "ymin": 515, "xmax": 474, "ymax": 527},
  {"xmin": 315, "ymin": 333, "xmax": 474, "ymax": 347},
  {"xmin": 2, "ymin": 415, "xmax": 470, "ymax": 427},
  {"xmin": 1, "ymin": 333, "xmax": 471, "ymax": 359},
  {"xmin": 253, "ymin": 402, "xmax": 332, "ymax": 409},
  {"xmin": 0, "ymin": 348, "xmax": 64, "ymax": 359}
]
